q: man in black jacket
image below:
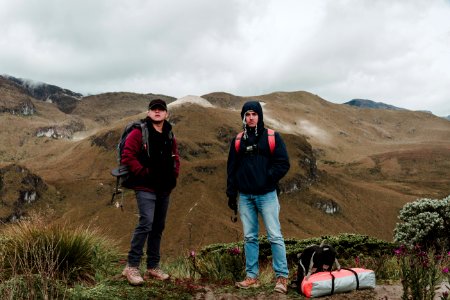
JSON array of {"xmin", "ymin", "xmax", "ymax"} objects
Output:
[
  {"xmin": 226, "ymin": 100, "xmax": 290, "ymax": 294},
  {"xmin": 121, "ymin": 99, "xmax": 180, "ymax": 285}
]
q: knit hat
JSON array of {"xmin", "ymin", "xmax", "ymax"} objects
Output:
[{"xmin": 148, "ymin": 99, "xmax": 167, "ymax": 110}]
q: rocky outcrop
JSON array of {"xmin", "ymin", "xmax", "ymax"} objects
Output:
[
  {"xmin": 314, "ymin": 199, "xmax": 341, "ymax": 215},
  {"xmin": 0, "ymin": 164, "xmax": 48, "ymax": 222},
  {"xmin": 35, "ymin": 120, "xmax": 85, "ymax": 139},
  {"xmin": 90, "ymin": 130, "xmax": 119, "ymax": 150},
  {"xmin": 279, "ymin": 134, "xmax": 319, "ymax": 194},
  {"xmin": 0, "ymin": 98, "xmax": 35, "ymax": 115},
  {"xmin": 279, "ymin": 172, "xmax": 316, "ymax": 194}
]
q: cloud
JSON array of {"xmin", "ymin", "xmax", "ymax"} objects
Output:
[{"xmin": 0, "ymin": 0, "xmax": 449, "ymax": 116}]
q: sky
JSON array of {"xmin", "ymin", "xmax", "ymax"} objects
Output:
[{"xmin": 1, "ymin": 0, "xmax": 450, "ymax": 116}]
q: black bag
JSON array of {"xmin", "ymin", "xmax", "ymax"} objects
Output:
[
  {"xmin": 295, "ymin": 242, "xmax": 340, "ymax": 288},
  {"xmin": 110, "ymin": 121, "xmax": 149, "ymax": 208}
]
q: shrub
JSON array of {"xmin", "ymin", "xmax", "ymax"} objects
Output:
[
  {"xmin": 394, "ymin": 195, "xmax": 450, "ymax": 250},
  {"xmin": 395, "ymin": 245, "xmax": 446, "ymax": 300},
  {"xmin": 196, "ymin": 234, "xmax": 396, "ymax": 281}
]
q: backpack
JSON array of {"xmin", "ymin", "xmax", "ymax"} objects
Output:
[
  {"xmin": 110, "ymin": 120, "xmax": 173, "ymax": 209},
  {"xmin": 295, "ymin": 242, "xmax": 341, "ymax": 289},
  {"xmin": 116, "ymin": 121, "xmax": 150, "ymax": 164},
  {"xmin": 234, "ymin": 128, "xmax": 276, "ymax": 154}
]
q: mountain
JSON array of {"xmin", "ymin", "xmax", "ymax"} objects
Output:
[
  {"xmin": 1, "ymin": 78, "xmax": 450, "ymax": 258},
  {"xmin": 1, "ymin": 74, "xmax": 83, "ymax": 114},
  {"xmin": 344, "ymin": 99, "xmax": 405, "ymax": 111},
  {"xmin": 0, "ymin": 75, "xmax": 36, "ymax": 115}
]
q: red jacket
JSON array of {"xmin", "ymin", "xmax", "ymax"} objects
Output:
[{"xmin": 121, "ymin": 120, "xmax": 180, "ymax": 192}]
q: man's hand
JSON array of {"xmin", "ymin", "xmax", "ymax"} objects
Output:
[{"xmin": 228, "ymin": 196, "xmax": 237, "ymax": 211}]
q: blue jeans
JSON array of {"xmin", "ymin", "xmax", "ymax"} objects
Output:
[
  {"xmin": 239, "ymin": 190, "xmax": 289, "ymax": 278},
  {"xmin": 127, "ymin": 191, "xmax": 170, "ymax": 269}
]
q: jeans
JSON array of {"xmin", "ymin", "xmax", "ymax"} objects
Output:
[
  {"xmin": 239, "ymin": 190, "xmax": 289, "ymax": 278},
  {"xmin": 128, "ymin": 191, "xmax": 170, "ymax": 269}
]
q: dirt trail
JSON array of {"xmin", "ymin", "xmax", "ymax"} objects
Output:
[{"xmin": 192, "ymin": 283, "xmax": 449, "ymax": 299}]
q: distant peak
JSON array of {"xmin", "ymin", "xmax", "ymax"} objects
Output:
[{"xmin": 344, "ymin": 99, "xmax": 405, "ymax": 111}]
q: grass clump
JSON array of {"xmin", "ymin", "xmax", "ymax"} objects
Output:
[
  {"xmin": 0, "ymin": 216, "xmax": 119, "ymax": 299},
  {"xmin": 190, "ymin": 245, "xmax": 245, "ymax": 281}
]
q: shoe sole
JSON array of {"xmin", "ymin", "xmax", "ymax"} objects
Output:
[
  {"xmin": 235, "ymin": 283, "xmax": 260, "ymax": 289},
  {"xmin": 122, "ymin": 273, "xmax": 144, "ymax": 286},
  {"xmin": 145, "ymin": 274, "xmax": 170, "ymax": 281},
  {"xmin": 274, "ymin": 287, "xmax": 287, "ymax": 294}
]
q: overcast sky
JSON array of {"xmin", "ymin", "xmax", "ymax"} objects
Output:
[{"xmin": 1, "ymin": 0, "xmax": 449, "ymax": 116}]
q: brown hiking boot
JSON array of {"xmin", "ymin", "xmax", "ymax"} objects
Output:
[
  {"xmin": 235, "ymin": 277, "xmax": 260, "ymax": 289},
  {"xmin": 146, "ymin": 267, "xmax": 170, "ymax": 281},
  {"xmin": 122, "ymin": 266, "xmax": 144, "ymax": 286},
  {"xmin": 274, "ymin": 276, "xmax": 288, "ymax": 294}
]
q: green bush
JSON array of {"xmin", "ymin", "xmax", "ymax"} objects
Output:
[
  {"xmin": 197, "ymin": 234, "xmax": 396, "ymax": 281},
  {"xmin": 201, "ymin": 234, "xmax": 395, "ymax": 264},
  {"xmin": 394, "ymin": 195, "xmax": 450, "ymax": 250}
]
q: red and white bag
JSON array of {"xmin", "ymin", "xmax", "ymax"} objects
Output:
[{"xmin": 301, "ymin": 268, "xmax": 376, "ymax": 298}]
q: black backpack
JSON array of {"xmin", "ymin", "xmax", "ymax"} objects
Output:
[
  {"xmin": 110, "ymin": 121, "xmax": 150, "ymax": 210},
  {"xmin": 295, "ymin": 242, "xmax": 340, "ymax": 288},
  {"xmin": 116, "ymin": 121, "xmax": 150, "ymax": 164}
]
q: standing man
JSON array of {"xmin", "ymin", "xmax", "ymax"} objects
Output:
[
  {"xmin": 121, "ymin": 99, "xmax": 180, "ymax": 285},
  {"xmin": 226, "ymin": 100, "xmax": 290, "ymax": 294}
]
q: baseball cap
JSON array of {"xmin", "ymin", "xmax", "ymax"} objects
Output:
[{"xmin": 148, "ymin": 99, "xmax": 167, "ymax": 110}]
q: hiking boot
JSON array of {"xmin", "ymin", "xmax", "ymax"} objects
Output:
[
  {"xmin": 235, "ymin": 277, "xmax": 260, "ymax": 289},
  {"xmin": 274, "ymin": 276, "xmax": 288, "ymax": 294},
  {"xmin": 122, "ymin": 266, "xmax": 144, "ymax": 286},
  {"xmin": 146, "ymin": 268, "xmax": 170, "ymax": 281}
]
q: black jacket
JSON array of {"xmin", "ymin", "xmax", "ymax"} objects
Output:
[{"xmin": 226, "ymin": 101, "xmax": 290, "ymax": 198}]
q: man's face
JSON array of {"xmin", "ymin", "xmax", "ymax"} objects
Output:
[
  {"xmin": 148, "ymin": 106, "xmax": 168, "ymax": 122},
  {"xmin": 245, "ymin": 110, "xmax": 258, "ymax": 128}
]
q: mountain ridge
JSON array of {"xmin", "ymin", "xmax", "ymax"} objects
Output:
[{"xmin": 1, "ymin": 76, "xmax": 449, "ymax": 257}]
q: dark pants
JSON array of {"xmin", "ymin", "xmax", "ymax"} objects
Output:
[{"xmin": 127, "ymin": 191, "xmax": 170, "ymax": 269}]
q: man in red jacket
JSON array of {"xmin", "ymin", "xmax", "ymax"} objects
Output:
[{"xmin": 121, "ymin": 99, "xmax": 180, "ymax": 285}]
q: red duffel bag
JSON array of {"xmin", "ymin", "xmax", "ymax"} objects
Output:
[{"xmin": 301, "ymin": 268, "xmax": 376, "ymax": 298}]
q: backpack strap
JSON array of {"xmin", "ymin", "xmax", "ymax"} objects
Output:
[
  {"xmin": 140, "ymin": 122, "xmax": 150, "ymax": 157},
  {"xmin": 234, "ymin": 132, "xmax": 244, "ymax": 153},
  {"xmin": 341, "ymin": 268, "xmax": 359, "ymax": 289},
  {"xmin": 234, "ymin": 129, "xmax": 276, "ymax": 154},
  {"xmin": 267, "ymin": 128, "xmax": 275, "ymax": 154}
]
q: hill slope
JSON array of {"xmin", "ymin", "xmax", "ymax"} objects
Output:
[{"xmin": 1, "ymin": 80, "xmax": 449, "ymax": 257}]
